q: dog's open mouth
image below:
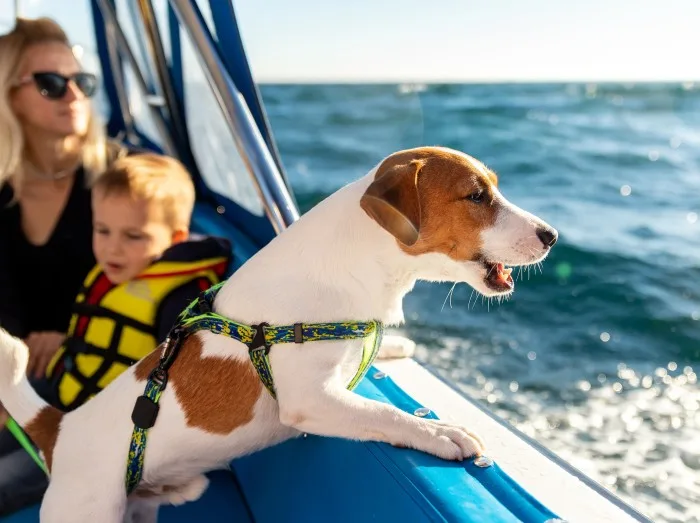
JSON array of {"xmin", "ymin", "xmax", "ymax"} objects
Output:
[{"xmin": 483, "ymin": 261, "xmax": 514, "ymax": 292}]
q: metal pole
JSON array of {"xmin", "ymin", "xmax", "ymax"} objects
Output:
[
  {"xmin": 168, "ymin": 0, "xmax": 299, "ymax": 233},
  {"xmin": 134, "ymin": 0, "xmax": 189, "ymax": 156},
  {"xmin": 104, "ymin": 21, "xmax": 139, "ymax": 144},
  {"xmin": 95, "ymin": 0, "xmax": 178, "ymax": 157}
]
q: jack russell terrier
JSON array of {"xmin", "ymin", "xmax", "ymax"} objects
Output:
[{"xmin": 0, "ymin": 146, "xmax": 557, "ymax": 522}]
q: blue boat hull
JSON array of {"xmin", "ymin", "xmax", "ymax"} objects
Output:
[{"xmin": 1, "ymin": 366, "xmax": 559, "ymax": 523}]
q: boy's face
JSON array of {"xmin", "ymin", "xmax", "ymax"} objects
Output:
[{"xmin": 92, "ymin": 191, "xmax": 185, "ymax": 284}]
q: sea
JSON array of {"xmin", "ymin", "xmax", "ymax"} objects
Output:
[{"xmin": 252, "ymin": 82, "xmax": 699, "ymax": 523}]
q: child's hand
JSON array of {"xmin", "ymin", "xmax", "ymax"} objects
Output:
[{"xmin": 25, "ymin": 331, "xmax": 65, "ymax": 379}]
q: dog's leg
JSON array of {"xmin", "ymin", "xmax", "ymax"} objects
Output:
[
  {"xmin": 125, "ymin": 474, "xmax": 210, "ymax": 522},
  {"xmin": 376, "ymin": 334, "xmax": 416, "ymax": 359},
  {"xmin": 159, "ymin": 474, "xmax": 210, "ymax": 506},
  {"xmin": 40, "ymin": 481, "xmax": 127, "ymax": 523},
  {"xmin": 279, "ymin": 386, "xmax": 482, "ymax": 460},
  {"xmin": 273, "ymin": 343, "xmax": 483, "ymax": 461},
  {"xmin": 124, "ymin": 499, "xmax": 159, "ymax": 523}
]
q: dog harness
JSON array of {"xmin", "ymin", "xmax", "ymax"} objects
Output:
[{"xmin": 125, "ymin": 281, "xmax": 384, "ymax": 494}]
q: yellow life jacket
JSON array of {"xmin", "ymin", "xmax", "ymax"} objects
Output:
[{"xmin": 46, "ymin": 237, "xmax": 230, "ymax": 410}]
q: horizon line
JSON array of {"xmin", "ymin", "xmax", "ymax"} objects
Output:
[{"xmin": 253, "ymin": 78, "xmax": 699, "ymax": 86}]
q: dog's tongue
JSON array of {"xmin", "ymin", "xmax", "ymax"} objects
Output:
[{"xmin": 495, "ymin": 263, "xmax": 513, "ymax": 283}]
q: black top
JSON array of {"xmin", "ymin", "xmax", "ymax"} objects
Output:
[{"xmin": 0, "ymin": 167, "xmax": 96, "ymax": 338}]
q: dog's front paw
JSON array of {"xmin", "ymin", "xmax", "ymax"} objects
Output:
[
  {"xmin": 164, "ymin": 475, "xmax": 210, "ymax": 506},
  {"xmin": 412, "ymin": 420, "xmax": 485, "ymax": 461},
  {"xmin": 377, "ymin": 334, "xmax": 416, "ymax": 359}
]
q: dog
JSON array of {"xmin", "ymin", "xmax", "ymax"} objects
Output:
[{"xmin": 0, "ymin": 146, "xmax": 557, "ymax": 522}]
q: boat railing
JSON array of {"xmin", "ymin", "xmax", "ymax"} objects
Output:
[
  {"xmin": 168, "ymin": 0, "xmax": 299, "ymax": 233},
  {"xmin": 96, "ymin": 0, "xmax": 178, "ymax": 156},
  {"xmin": 91, "ymin": 0, "xmax": 299, "ymax": 235}
]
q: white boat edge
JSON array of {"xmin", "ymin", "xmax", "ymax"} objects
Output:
[{"xmin": 374, "ymin": 358, "xmax": 652, "ymax": 523}]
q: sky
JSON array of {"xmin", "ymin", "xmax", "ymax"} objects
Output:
[{"xmin": 1, "ymin": 0, "xmax": 699, "ymax": 83}]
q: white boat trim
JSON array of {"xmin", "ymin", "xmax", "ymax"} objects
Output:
[{"xmin": 374, "ymin": 358, "xmax": 652, "ymax": 523}]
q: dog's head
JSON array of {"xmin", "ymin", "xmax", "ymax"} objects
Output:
[{"xmin": 360, "ymin": 146, "xmax": 557, "ymax": 297}]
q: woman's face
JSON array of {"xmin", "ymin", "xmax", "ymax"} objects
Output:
[{"xmin": 11, "ymin": 41, "xmax": 93, "ymax": 139}]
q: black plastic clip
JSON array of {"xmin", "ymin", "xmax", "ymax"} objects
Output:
[
  {"xmin": 248, "ymin": 322, "xmax": 271, "ymax": 354},
  {"xmin": 131, "ymin": 395, "xmax": 159, "ymax": 429},
  {"xmin": 130, "ymin": 325, "xmax": 188, "ymax": 431}
]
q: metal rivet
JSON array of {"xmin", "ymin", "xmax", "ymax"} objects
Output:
[
  {"xmin": 302, "ymin": 433, "xmax": 308, "ymax": 438},
  {"xmin": 474, "ymin": 456, "xmax": 493, "ymax": 468},
  {"xmin": 373, "ymin": 371, "xmax": 386, "ymax": 379},
  {"xmin": 414, "ymin": 407, "xmax": 431, "ymax": 417}
]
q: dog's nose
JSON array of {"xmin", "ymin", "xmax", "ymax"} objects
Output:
[{"xmin": 536, "ymin": 228, "xmax": 558, "ymax": 248}]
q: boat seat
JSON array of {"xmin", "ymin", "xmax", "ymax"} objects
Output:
[{"xmin": 0, "ymin": 469, "xmax": 253, "ymax": 523}]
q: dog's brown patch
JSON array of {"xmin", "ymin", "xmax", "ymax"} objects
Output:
[
  {"xmin": 134, "ymin": 336, "xmax": 262, "ymax": 435},
  {"xmin": 361, "ymin": 147, "xmax": 499, "ymax": 260},
  {"xmin": 131, "ymin": 483, "xmax": 182, "ymax": 499},
  {"xmin": 24, "ymin": 406, "xmax": 63, "ymax": 471}
]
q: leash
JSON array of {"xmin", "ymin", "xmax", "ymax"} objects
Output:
[
  {"xmin": 4, "ymin": 417, "xmax": 49, "ymax": 476},
  {"xmin": 126, "ymin": 282, "xmax": 384, "ymax": 494}
]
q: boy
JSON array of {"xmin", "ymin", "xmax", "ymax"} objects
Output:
[
  {"xmin": 46, "ymin": 153, "xmax": 232, "ymax": 410},
  {"xmin": 0, "ymin": 153, "xmax": 231, "ymax": 514}
]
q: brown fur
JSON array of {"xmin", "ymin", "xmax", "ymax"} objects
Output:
[
  {"xmin": 25, "ymin": 406, "xmax": 63, "ymax": 471},
  {"xmin": 361, "ymin": 147, "xmax": 499, "ymax": 260},
  {"xmin": 134, "ymin": 336, "xmax": 262, "ymax": 435},
  {"xmin": 130, "ymin": 483, "xmax": 183, "ymax": 499}
]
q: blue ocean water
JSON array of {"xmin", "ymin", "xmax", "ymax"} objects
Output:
[{"xmin": 257, "ymin": 82, "xmax": 700, "ymax": 523}]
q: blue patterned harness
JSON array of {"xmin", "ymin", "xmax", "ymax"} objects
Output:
[{"xmin": 125, "ymin": 282, "xmax": 384, "ymax": 494}]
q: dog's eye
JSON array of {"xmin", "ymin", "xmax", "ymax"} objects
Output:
[{"xmin": 465, "ymin": 191, "xmax": 485, "ymax": 203}]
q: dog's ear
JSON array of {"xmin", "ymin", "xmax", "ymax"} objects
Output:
[{"xmin": 360, "ymin": 159, "xmax": 424, "ymax": 246}]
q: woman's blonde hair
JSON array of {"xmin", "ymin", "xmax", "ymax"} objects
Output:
[{"xmin": 0, "ymin": 17, "xmax": 110, "ymax": 191}]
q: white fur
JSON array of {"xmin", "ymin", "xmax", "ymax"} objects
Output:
[
  {"xmin": 0, "ymin": 330, "xmax": 46, "ymax": 427},
  {"xmin": 0, "ymin": 148, "xmax": 555, "ymax": 522},
  {"xmin": 376, "ymin": 334, "xmax": 416, "ymax": 359},
  {"xmin": 481, "ymin": 188, "xmax": 552, "ymax": 267}
]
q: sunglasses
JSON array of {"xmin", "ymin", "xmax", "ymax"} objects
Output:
[{"xmin": 15, "ymin": 71, "xmax": 98, "ymax": 100}]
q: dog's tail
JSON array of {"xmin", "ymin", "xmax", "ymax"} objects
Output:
[{"xmin": 0, "ymin": 328, "xmax": 63, "ymax": 469}]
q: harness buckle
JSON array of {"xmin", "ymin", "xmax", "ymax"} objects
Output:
[
  {"xmin": 148, "ymin": 366, "xmax": 168, "ymax": 390},
  {"xmin": 159, "ymin": 325, "xmax": 187, "ymax": 372},
  {"xmin": 248, "ymin": 322, "xmax": 271, "ymax": 354}
]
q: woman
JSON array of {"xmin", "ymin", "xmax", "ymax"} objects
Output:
[
  {"xmin": 0, "ymin": 17, "xmax": 123, "ymax": 515},
  {"xmin": 0, "ymin": 17, "xmax": 124, "ymax": 377}
]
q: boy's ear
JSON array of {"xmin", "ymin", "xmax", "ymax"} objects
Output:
[{"xmin": 172, "ymin": 229, "xmax": 188, "ymax": 244}]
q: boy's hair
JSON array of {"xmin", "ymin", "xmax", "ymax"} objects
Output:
[{"xmin": 93, "ymin": 153, "xmax": 196, "ymax": 230}]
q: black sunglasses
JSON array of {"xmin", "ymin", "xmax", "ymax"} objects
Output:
[{"xmin": 15, "ymin": 71, "xmax": 98, "ymax": 100}]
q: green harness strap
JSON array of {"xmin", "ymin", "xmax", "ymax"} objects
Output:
[
  {"xmin": 179, "ymin": 312, "xmax": 383, "ymax": 396},
  {"xmin": 4, "ymin": 417, "xmax": 49, "ymax": 476},
  {"xmin": 125, "ymin": 282, "xmax": 384, "ymax": 494}
]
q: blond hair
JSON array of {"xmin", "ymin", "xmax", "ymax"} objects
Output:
[
  {"xmin": 0, "ymin": 17, "xmax": 109, "ymax": 191},
  {"xmin": 93, "ymin": 153, "xmax": 195, "ymax": 230}
]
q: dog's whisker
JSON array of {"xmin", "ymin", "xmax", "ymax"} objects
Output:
[{"xmin": 441, "ymin": 282, "xmax": 458, "ymax": 311}]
